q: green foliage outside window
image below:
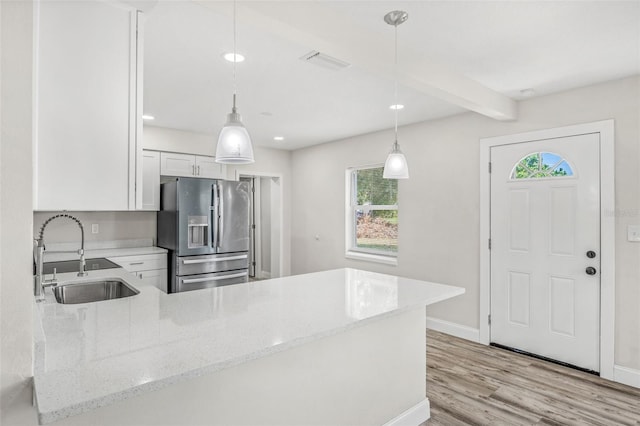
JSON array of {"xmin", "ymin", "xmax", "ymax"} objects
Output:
[
  {"xmin": 512, "ymin": 152, "xmax": 573, "ymax": 179},
  {"xmin": 355, "ymin": 167, "xmax": 397, "ymax": 219}
]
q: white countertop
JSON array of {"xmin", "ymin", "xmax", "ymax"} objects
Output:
[{"xmin": 33, "ymin": 268, "xmax": 464, "ymax": 424}]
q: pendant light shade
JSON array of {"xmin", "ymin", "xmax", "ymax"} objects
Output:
[
  {"xmin": 215, "ymin": 0, "xmax": 255, "ymax": 164},
  {"xmin": 383, "ymin": 141, "xmax": 409, "ymax": 179},
  {"xmin": 383, "ymin": 10, "xmax": 409, "ymax": 180},
  {"xmin": 216, "ymin": 95, "xmax": 254, "ymax": 164}
]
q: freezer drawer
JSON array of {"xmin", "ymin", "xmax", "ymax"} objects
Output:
[
  {"xmin": 176, "ymin": 252, "xmax": 249, "ymax": 276},
  {"xmin": 173, "ymin": 270, "xmax": 248, "ymax": 293}
]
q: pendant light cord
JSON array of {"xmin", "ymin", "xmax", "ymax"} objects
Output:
[
  {"xmin": 232, "ymin": 0, "xmax": 237, "ymax": 111},
  {"xmin": 393, "ymin": 22, "xmax": 398, "ymax": 146}
]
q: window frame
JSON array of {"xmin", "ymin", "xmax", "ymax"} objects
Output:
[
  {"xmin": 344, "ymin": 165, "xmax": 399, "ymax": 266},
  {"xmin": 510, "ymin": 151, "xmax": 575, "ymax": 180}
]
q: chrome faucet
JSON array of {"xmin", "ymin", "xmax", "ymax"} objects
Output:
[{"xmin": 34, "ymin": 213, "xmax": 87, "ymax": 299}]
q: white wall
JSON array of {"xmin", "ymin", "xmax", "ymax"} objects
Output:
[
  {"xmin": 290, "ymin": 76, "xmax": 640, "ymax": 371},
  {"xmin": 0, "ymin": 1, "xmax": 37, "ymax": 423},
  {"xmin": 143, "ymin": 125, "xmax": 292, "ymax": 276}
]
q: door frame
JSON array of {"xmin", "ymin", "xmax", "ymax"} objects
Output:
[
  {"xmin": 479, "ymin": 120, "xmax": 615, "ymax": 380},
  {"xmin": 236, "ymin": 170, "xmax": 284, "ymax": 279}
]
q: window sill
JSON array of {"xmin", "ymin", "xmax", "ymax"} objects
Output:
[{"xmin": 345, "ymin": 251, "xmax": 398, "ymax": 266}]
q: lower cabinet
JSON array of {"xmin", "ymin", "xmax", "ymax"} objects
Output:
[
  {"xmin": 135, "ymin": 269, "xmax": 168, "ymax": 293},
  {"xmin": 107, "ymin": 253, "xmax": 168, "ymax": 293}
]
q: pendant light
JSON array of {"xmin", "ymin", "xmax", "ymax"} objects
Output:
[
  {"xmin": 383, "ymin": 10, "xmax": 409, "ymax": 179},
  {"xmin": 215, "ymin": 0, "xmax": 255, "ymax": 164}
]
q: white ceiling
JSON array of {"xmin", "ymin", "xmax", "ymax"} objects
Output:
[{"xmin": 143, "ymin": 1, "xmax": 640, "ymax": 151}]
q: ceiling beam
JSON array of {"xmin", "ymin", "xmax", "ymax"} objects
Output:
[{"xmin": 196, "ymin": 1, "xmax": 517, "ymax": 121}]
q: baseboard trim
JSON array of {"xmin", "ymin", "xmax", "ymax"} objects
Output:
[
  {"xmin": 614, "ymin": 365, "xmax": 640, "ymax": 388},
  {"xmin": 382, "ymin": 398, "xmax": 430, "ymax": 426},
  {"xmin": 426, "ymin": 316, "xmax": 480, "ymax": 343}
]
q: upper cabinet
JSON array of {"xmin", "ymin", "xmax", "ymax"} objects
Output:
[
  {"xmin": 34, "ymin": 1, "xmax": 142, "ymax": 211},
  {"xmin": 160, "ymin": 152, "xmax": 226, "ymax": 179},
  {"xmin": 140, "ymin": 150, "xmax": 160, "ymax": 211}
]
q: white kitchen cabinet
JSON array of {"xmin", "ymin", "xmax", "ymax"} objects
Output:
[
  {"xmin": 34, "ymin": 1, "xmax": 142, "ymax": 211},
  {"xmin": 160, "ymin": 152, "xmax": 226, "ymax": 179},
  {"xmin": 195, "ymin": 155, "xmax": 226, "ymax": 179},
  {"xmin": 140, "ymin": 150, "xmax": 160, "ymax": 211},
  {"xmin": 108, "ymin": 253, "xmax": 168, "ymax": 293},
  {"xmin": 136, "ymin": 269, "xmax": 168, "ymax": 293}
]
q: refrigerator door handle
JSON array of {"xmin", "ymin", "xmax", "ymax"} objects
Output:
[
  {"xmin": 182, "ymin": 255, "xmax": 247, "ymax": 265},
  {"xmin": 218, "ymin": 183, "xmax": 224, "ymax": 251},
  {"xmin": 182, "ymin": 272, "xmax": 248, "ymax": 284},
  {"xmin": 211, "ymin": 183, "xmax": 219, "ymax": 251}
]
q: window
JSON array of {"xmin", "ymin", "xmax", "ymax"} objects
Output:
[
  {"xmin": 510, "ymin": 152, "xmax": 574, "ymax": 179},
  {"xmin": 346, "ymin": 166, "xmax": 398, "ymax": 264}
]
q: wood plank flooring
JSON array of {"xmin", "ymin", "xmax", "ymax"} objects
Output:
[{"xmin": 423, "ymin": 330, "xmax": 640, "ymax": 426}]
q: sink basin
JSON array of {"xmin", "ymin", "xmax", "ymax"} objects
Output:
[{"xmin": 53, "ymin": 279, "xmax": 139, "ymax": 304}]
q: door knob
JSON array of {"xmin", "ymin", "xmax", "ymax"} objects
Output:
[
  {"xmin": 586, "ymin": 267, "xmax": 597, "ymax": 275},
  {"xmin": 586, "ymin": 251, "xmax": 596, "ymax": 258}
]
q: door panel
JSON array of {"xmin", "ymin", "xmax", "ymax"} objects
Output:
[
  {"xmin": 216, "ymin": 181, "xmax": 250, "ymax": 253},
  {"xmin": 508, "ymin": 190, "xmax": 530, "ymax": 251},
  {"xmin": 161, "ymin": 152, "xmax": 195, "ymax": 177},
  {"xmin": 549, "ymin": 276, "xmax": 575, "ymax": 336},
  {"xmin": 490, "ymin": 133, "xmax": 600, "ymax": 371},
  {"xmin": 508, "ymin": 271, "xmax": 531, "ymax": 326},
  {"xmin": 549, "ymin": 186, "xmax": 576, "ymax": 255},
  {"xmin": 176, "ymin": 178, "xmax": 215, "ymax": 256},
  {"xmin": 195, "ymin": 156, "xmax": 226, "ymax": 179}
]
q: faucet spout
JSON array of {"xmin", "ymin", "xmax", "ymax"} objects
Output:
[{"xmin": 34, "ymin": 213, "xmax": 87, "ymax": 299}]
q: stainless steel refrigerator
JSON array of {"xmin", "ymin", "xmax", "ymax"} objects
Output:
[{"xmin": 157, "ymin": 177, "xmax": 250, "ymax": 293}]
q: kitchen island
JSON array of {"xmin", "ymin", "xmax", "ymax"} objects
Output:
[{"xmin": 33, "ymin": 268, "xmax": 464, "ymax": 425}]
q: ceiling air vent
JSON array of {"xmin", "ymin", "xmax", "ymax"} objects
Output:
[{"xmin": 299, "ymin": 51, "xmax": 351, "ymax": 71}]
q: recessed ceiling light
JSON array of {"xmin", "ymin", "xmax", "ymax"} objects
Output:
[
  {"xmin": 273, "ymin": 136, "xmax": 284, "ymax": 141},
  {"xmin": 142, "ymin": 114, "xmax": 155, "ymax": 120},
  {"xmin": 223, "ymin": 52, "xmax": 245, "ymax": 63},
  {"xmin": 389, "ymin": 104, "xmax": 404, "ymax": 110}
]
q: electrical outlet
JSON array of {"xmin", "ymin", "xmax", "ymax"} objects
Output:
[
  {"xmin": 91, "ymin": 224, "xmax": 99, "ymax": 234},
  {"xmin": 628, "ymin": 225, "xmax": 640, "ymax": 242}
]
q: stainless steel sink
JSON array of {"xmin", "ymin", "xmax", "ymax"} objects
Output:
[{"xmin": 53, "ymin": 279, "xmax": 139, "ymax": 304}]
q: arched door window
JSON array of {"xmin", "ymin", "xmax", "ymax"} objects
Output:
[{"xmin": 510, "ymin": 152, "xmax": 574, "ymax": 179}]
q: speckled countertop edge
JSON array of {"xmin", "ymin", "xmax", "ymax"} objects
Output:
[{"xmin": 33, "ymin": 269, "xmax": 465, "ymax": 424}]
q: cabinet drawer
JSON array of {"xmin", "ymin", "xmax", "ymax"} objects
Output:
[{"xmin": 108, "ymin": 253, "xmax": 167, "ymax": 272}]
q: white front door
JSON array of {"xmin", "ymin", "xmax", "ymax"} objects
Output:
[{"xmin": 490, "ymin": 133, "xmax": 601, "ymax": 371}]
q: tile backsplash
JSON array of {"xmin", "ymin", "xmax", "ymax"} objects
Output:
[{"xmin": 33, "ymin": 211, "xmax": 156, "ymax": 245}]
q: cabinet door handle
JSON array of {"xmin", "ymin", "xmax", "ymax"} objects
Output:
[
  {"xmin": 197, "ymin": 165, "xmax": 200, "ymax": 176},
  {"xmin": 192, "ymin": 165, "xmax": 196, "ymax": 175},
  {"xmin": 129, "ymin": 262, "xmax": 144, "ymax": 266}
]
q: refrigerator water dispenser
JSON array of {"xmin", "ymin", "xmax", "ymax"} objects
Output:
[{"xmin": 187, "ymin": 216, "xmax": 209, "ymax": 248}]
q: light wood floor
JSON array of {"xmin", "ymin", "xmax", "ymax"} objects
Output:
[{"xmin": 423, "ymin": 330, "xmax": 640, "ymax": 426}]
